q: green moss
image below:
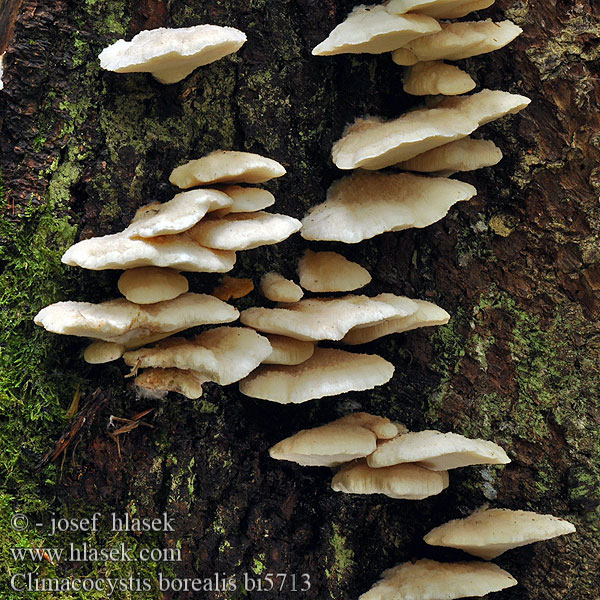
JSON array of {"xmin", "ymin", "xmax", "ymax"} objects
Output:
[
  {"xmin": 428, "ymin": 287, "xmax": 598, "ymax": 442},
  {"xmin": 251, "ymin": 553, "xmax": 266, "ymax": 575},
  {"xmin": 84, "ymin": 0, "xmax": 129, "ymax": 37},
  {"xmin": 325, "ymin": 524, "xmax": 355, "ymax": 585}
]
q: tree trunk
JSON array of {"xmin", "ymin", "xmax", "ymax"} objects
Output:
[{"xmin": 1, "ymin": 0, "xmax": 598, "ymax": 598}]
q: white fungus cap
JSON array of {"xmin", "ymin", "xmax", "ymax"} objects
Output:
[
  {"xmin": 298, "ymin": 250, "xmax": 371, "ymax": 292},
  {"xmin": 332, "ymin": 460, "xmax": 450, "ymax": 500},
  {"xmin": 62, "ymin": 228, "xmax": 236, "ymax": 273},
  {"xmin": 301, "ymin": 172, "xmax": 477, "ymax": 242},
  {"xmin": 403, "ymin": 61, "xmax": 476, "ymax": 96},
  {"xmin": 135, "ymin": 368, "xmax": 209, "ymax": 399},
  {"xmin": 391, "ymin": 20, "xmax": 522, "ymax": 64},
  {"xmin": 312, "ymin": 5, "xmax": 440, "ymax": 56},
  {"xmin": 331, "ymin": 89, "xmax": 529, "ymax": 170},
  {"xmin": 83, "ymin": 340, "xmax": 125, "ymax": 364},
  {"xmin": 396, "ymin": 137, "xmax": 502, "ymax": 175},
  {"xmin": 359, "ymin": 559, "xmax": 517, "ymax": 600},
  {"xmin": 424, "ymin": 508, "xmax": 577, "ymax": 559},
  {"xmin": 214, "ymin": 186, "xmax": 276, "ymax": 216},
  {"xmin": 118, "ymin": 267, "xmax": 189, "ymax": 304},
  {"xmin": 189, "ymin": 211, "xmax": 301, "ymax": 250},
  {"xmin": 262, "ymin": 334, "xmax": 315, "ymax": 365},
  {"xmin": 170, "ymin": 150, "xmax": 286, "ymax": 188},
  {"xmin": 241, "ymin": 294, "xmax": 418, "ymax": 341},
  {"xmin": 127, "ymin": 189, "xmax": 232, "ymax": 238},
  {"xmin": 34, "ymin": 293, "xmax": 239, "ymax": 347},
  {"xmin": 367, "ymin": 430, "xmax": 510, "ymax": 470},
  {"xmin": 342, "ymin": 299, "xmax": 450, "ymax": 344},
  {"xmin": 269, "ymin": 413, "xmax": 398, "ymax": 467},
  {"xmin": 239, "ymin": 347, "xmax": 394, "ymax": 404},
  {"xmin": 123, "ymin": 326, "xmax": 271, "ymax": 386},
  {"xmin": 259, "ymin": 272, "xmax": 304, "ymax": 303},
  {"xmin": 386, "ymin": 0, "xmax": 495, "ymax": 19},
  {"xmin": 99, "ymin": 25, "xmax": 247, "ymax": 84}
]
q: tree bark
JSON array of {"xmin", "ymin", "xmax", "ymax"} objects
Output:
[{"xmin": 0, "ymin": 0, "xmax": 598, "ymax": 599}]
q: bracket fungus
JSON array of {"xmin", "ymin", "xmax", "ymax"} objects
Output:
[
  {"xmin": 124, "ymin": 327, "xmax": 271, "ymax": 386},
  {"xmin": 298, "ymin": 250, "xmax": 371, "ymax": 292},
  {"xmin": 301, "ymin": 173, "xmax": 476, "ymax": 243},
  {"xmin": 215, "ymin": 185, "xmax": 275, "ymax": 215},
  {"xmin": 342, "ymin": 298, "xmax": 450, "ymax": 344},
  {"xmin": 83, "ymin": 340, "xmax": 126, "ymax": 364},
  {"xmin": 359, "ymin": 559, "xmax": 517, "ymax": 600},
  {"xmin": 424, "ymin": 508, "xmax": 576, "ymax": 559},
  {"xmin": 332, "ymin": 460, "xmax": 449, "ymax": 500},
  {"xmin": 239, "ymin": 347, "xmax": 394, "ymax": 404},
  {"xmin": 312, "ymin": 5, "xmax": 440, "ymax": 56},
  {"xmin": 170, "ymin": 150, "xmax": 286, "ymax": 188},
  {"xmin": 396, "ymin": 136, "xmax": 502, "ymax": 175},
  {"xmin": 189, "ymin": 211, "xmax": 302, "ymax": 251},
  {"xmin": 241, "ymin": 294, "xmax": 418, "ymax": 341},
  {"xmin": 386, "ymin": 0, "xmax": 495, "ymax": 19},
  {"xmin": 118, "ymin": 267, "xmax": 189, "ymax": 304},
  {"xmin": 262, "ymin": 334, "xmax": 315, "ymax": 365},
  {"xmin": 127, "ymin": 189, "xmax": 232, "ymax": 238},
  {"xmin": 403, "ymin": 61, "xmax": 476, "ymax": 96},
  {"xmin": 269, "ymin": 412, "xmax": 398, "ymax": 466},
  {"xmin": 99, "ymin": 25, "xmax": 247, "ymax": 84},
  {"xmin": 34, "ymin": 293, "xmax": 239, "ymax": 348},
  {"xmin": 259, "ymin": 272, "xmax": 304, "ymax": 303},
  {"xmin": 331, "ymin": 89, "xmax": 529, "ymax": 170},
  {"xmin": 367, "ymin": 430, "xmax": 510, "ymax": 470},
  {"xmin": 62, "ymin": 229, "xmax": 236, "ymax": 272},
  {"xmin": 391, "ymin": 20, "xmax": 522, "ymax": 65},
  {"xmin": 135, "ymin": 368, "xmax": 209, "ymax": 399}
]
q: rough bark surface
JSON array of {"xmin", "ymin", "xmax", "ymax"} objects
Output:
[{"xmin": 0, "ymin": 0, "xmax": 598, "ymax": 599}]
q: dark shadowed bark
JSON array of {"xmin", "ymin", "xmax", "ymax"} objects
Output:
[{"xmin": 0, "ymin": 0, "xmax": 598, "ymax": 599}]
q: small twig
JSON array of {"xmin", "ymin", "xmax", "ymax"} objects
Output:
[{"xmin": 37, "ymin": 388, "xmax": 109, "ymax": 469}]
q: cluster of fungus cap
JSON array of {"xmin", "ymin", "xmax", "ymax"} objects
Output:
[
  {"xmin": 424, "ymin": 507, "xmax": 576, "ymax": 559},
  {"xmin": 359, "ymin": 559, "xmax": 517, "ymax": 600},
  {"xmin": 99, "ymin": 25, "xmax": 247, "ymax": 84},
  {"xmin": 331, "ymin": 89, "xmax": 530, "ymax": 170},
  {"xmin": 391, "ymin": 20, "xmax": 522, "ymax": 65},
  {"xmin": 37, "ymin": 146, "xmax": 306, "ymax": 380},
  {"xmin": 269, "ymin": 412, "xmax": 398, "ymax": 466},
  {"xmin": 269, "ymin": 413, "xmax": 511, "ymax": 501},
  {"xmin": 239, "ymin": 347, "xmax": 394, "ymax": 404},
  {"xmin": 298, "ymin": 250, "xmax": 371, "ymax": 292},
  {"xmin": 312, "ymin": 5, "xmax": 440, "ymax": 56},
  {"xmin": 125, "ymin": 326, "xmax": 272, "ymax": 390},
  {"xmin": 301, "ymin": 172, "xmax": 476, "ymax": 242}
]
